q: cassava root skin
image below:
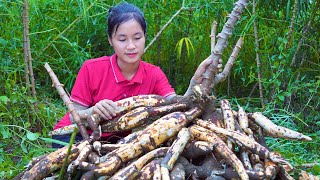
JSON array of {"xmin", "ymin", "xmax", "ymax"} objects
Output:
[
  {"xmin": 238, "ymin": 106, "xmax": 253, "ymax": 135},
  {"xmin": 101, "ymin": 102, "xmax": 188, "ymax": 132},
  {"xmin": 21, "ymin": 140, "xmax": 89, "ymax": 180},
  {"xmin": 195, "ymin": 119, "xmax": 292, "ymax": 165},
  {"xmin": 220, "ymin": 99, "xmax": 236, "ymax": 150},
  {"xmin": 67, "ymin": 144, "xmax": 93, "ymax": 175},
  {"xmin": 182, "ymin": 140, "xmax": 214, "ymax": 159},
  {"xmin": 160, "ymin": 128, "xmax": 190, "ymax": 179},
  {"xmin": 161, "ymin": 128, "xmax": 190, "ymax": 170},
  {"xmin": 49, "ymin": 95, "xmax": 168, "ymax": 136},
  {"xmin": 139, "ymin": 158, "xmax": 163, "ymax": 180},
  {"xmin": 248, "ymin": 112, "xmax": 312, "ymax": 141},
  {"xmin": 189, "ymin": 125, "xmax": 249, "ymax": 180},
  {"xmin": 79, "ymin": 106, "xmax": 204, "ymax": 179},
  {"xmin": 110, "ymin": 147, "xmax": 169, "ymax": 180},
  {"xmin": 169, "ymin": 162, "xmax": 186, "ymax": 180}
]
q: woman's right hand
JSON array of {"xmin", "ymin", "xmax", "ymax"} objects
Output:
[{"xmin": 92, "ymin": 99, "xmax": 118, "ymax": 120}]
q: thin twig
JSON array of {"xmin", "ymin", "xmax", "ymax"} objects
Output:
[
  {"xmin": 156, "ymin": 8, "xmax": 162, "ymax": 65},
  {"xmin": 286, "ymin": 0, "xmax": 298, "ymax": 49},
  {"xmin": 144, "ymin": 2, "xmax": 186, "ymax": 52},
  {"xmin": 210, "ymin": 21, "xmax": 217, "ymax": 52},
  {"xmin": 23, "ymin": 0, "xmax": 41, "ymax": 131},
  {"xmin": 22, "ymin": 0, "xmax": 30, "ymax": 95},
  {"xmin": 214, "ymin": 37, "xmax": 244, "ymax": 85},
  {"xmin": 41, "ymin": 3, "xmax": 94, "ymax": 54},
  {"xmin": 291, "ymin": 0, "xmax": 319, "ymax": 66},
  {"xmin": 210, "ymin": 20, "xmax": 218, "ymax": 94},
  {"xmin": 248, "ymin": 81, "xmax": 259, "ymax": 98},
  {"xmin": 41, "ymin": 16, "xmax": 82, "ymax": 53},
  {"xmin": 253, "ymin": 0, "xmax": 265, "ymax": 108}
]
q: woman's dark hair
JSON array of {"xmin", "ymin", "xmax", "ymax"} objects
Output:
[{"xmin": 107, "ymin": 2, "xmax": 147, "ymax": 37}]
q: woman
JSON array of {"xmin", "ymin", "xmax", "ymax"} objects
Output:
[{"xmin": 52, "ymin": 2, "xmax": 213, "ymax": 148}]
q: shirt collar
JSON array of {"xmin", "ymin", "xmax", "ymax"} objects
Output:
[{"xmin": 110, "ymin": 54, "xmax": 143, "ymax": 84}]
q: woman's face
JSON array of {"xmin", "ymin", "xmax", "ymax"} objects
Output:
[{"xmin": 108, "ymin": 19, "xmax": 146, "ymax": 66}]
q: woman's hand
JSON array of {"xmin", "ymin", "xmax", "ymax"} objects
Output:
[
  {"xmin": 92, "ymin": 99, "xmax": 118, "ymax": 120},
  {"xmin": 192, "ymin": 57, "xmax": 223, "ymax": 84},
  {"xmin": 184, "ymin": 57, "xmax": 223, "ymax": 96}
]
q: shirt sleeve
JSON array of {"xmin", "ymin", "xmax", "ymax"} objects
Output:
[
  {"xmin": 153, "ymin": 67, "xmax": 176, "ymax": 97},
  {"xmin": 70, "ymin": 61, "xmax": 93, "ymax": 107}
]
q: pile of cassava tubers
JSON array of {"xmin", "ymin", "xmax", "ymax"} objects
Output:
[
  {"xmin": 14, "ymin": 0, "xmax": 318, "ymax": 179},
  {"xmin": 14, "ymin": 85, "xmax": 316, "ymax": 180}
]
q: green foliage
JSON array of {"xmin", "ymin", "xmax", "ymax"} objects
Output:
[
  {"xmin": 0, "ymin": 0, "xmax": 319, "ymax": 178},
  {"xmin": 175, "ymin": 37, "xmax": 194, "ymax": 61}
]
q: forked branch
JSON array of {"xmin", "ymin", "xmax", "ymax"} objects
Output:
[
  {"xmin": 201, "ymin": 0, "xmax": 249, "ymax": 92},
  {"xmin": 214, "ymin": 37, "xmax": 243, "ymax": 85}
]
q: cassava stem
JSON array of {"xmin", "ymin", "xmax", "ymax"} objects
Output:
[{"xmin": 44, "ymin": 62, "xmax": 88, "ymax": 139}]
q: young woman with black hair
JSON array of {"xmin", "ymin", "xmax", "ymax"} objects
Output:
[{"xmin": 52, "ymin": 2, "xmax": 214, "ymax": 148}]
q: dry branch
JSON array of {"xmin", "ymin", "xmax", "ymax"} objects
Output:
[
  {"xmin": 290, "ymin": 0, "xmax": 319, "ymax": 66},
  {"xmin": 23, "ymin": 0, "xmax": 40, "ymax": 131},
  {"xmin": 44, "ymin": 63, "xmax": 89, "ymax": 139},
  {"xmin": 202, "ymin": 0, "xmax": 248, "ymax": 92},
  {"xmin": 22, "ymin": 0, "xmax": 31, "ymax": 95},
  {"xmin": 210, "ymin": 20, "xmax": 218, "ymax": 52},
  {"xmin": 286, "ymin": 0, "xmax": 299, "ymax": 49},
  {"xmin": 252, "ymin": 0, "xmax": 265, "ymax": 108},
  {"xmin": 214, "ymin": 37, "xmax": 244, "ymax": 85}
]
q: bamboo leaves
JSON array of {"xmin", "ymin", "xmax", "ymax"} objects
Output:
[{"xmin": 175, "ymin": 37, "xmax": 194, "ymax": 61}]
